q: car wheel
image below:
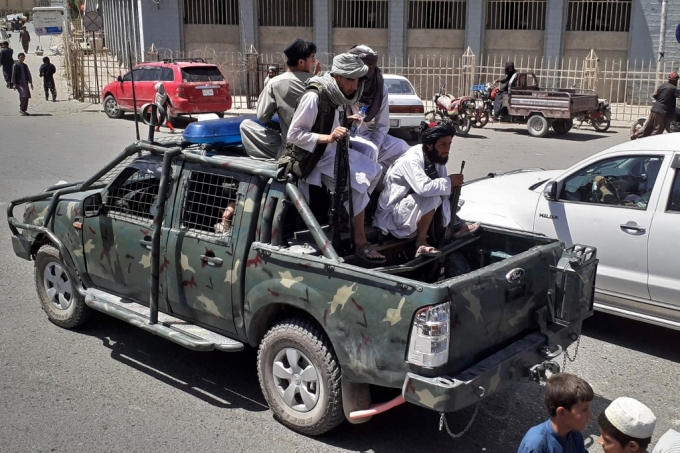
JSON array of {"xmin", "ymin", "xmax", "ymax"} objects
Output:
[
  {"xmin": 216, "ymin": 112, "xmax": 225, "ymax": 119},
  {"xmin": 593, "ymin": 116, "xmax": 610, "ymax": 132},
  {"xmin": 257, "ymin": 318, "xmax": 343, "ymax": 436},
  {"xmin": 552, "ymin": 119, "xmax": 572, "ymax": 135},
  {"xmin": 527, "ymin": 114, "xmax": 550, "ymax": 137},
  {"xmin": 35, "ymin": 245, "xmax": 91, "ymax": 329},
  {"xmin": 103, "ymin": 95, "xmax": 124, "ymax": 119}
]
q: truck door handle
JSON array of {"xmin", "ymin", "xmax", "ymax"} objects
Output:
[
  {"xmin": 620, "ymin": 223, "xmax": 646, "ymax": 232},
  {"xmin": 200, "ymin": 255, "xmax": 223, "ymax": 267},
  {"xmin": 139, "ymin": 236, "xmax": 152, "ymax": 250}
]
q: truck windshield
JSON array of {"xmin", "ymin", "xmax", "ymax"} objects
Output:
[{"xmin": 181, "ymin": 67, "xmax": 225, "ymax": 82}]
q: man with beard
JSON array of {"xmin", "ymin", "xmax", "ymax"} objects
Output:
[
  {"xmin": 347, "ymin": 44, "xmax": 409, "ymax": 172},
  {"xmin": 286, "ymin": 53, "xmax": 384, "ymax": 263},
  {"xmin": 374, "ymin": 122, "xmax": 476, "ymax": 257},
  {"xmin": 493, "ymin": 61, "xmax": 517, "ymax": 118},
  {"xmin": 240, "ymin": 38, "xmax": 319, "ymax": 159}
]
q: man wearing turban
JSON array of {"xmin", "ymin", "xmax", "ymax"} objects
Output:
[
  {"xmin": 374, "ymin": 122, "xmax": 477, "ymax": 257},
  {"xmin": 287, "ymin": 53, "xmax": 385, "ymax": 263},
  {"xmin": 347, "ymin": 44, "xmax": 409, "ymax": 173}
]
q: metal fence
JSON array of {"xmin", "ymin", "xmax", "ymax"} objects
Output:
[
  {"xmin": 486, "ymin": 0, "xmax": 546, "ymax": 30},
  {"xmin": 333, "ymin": 0, "xmax": 388, "ymax": 28},
  {"xmin": 566, "ymin": 0, "xmax": 631, "ymax": 32},
  {"xmin": 183, "ymin": 0, "xmax": 239, "ymax": 25},
  {"xmin": 258, "ymin": 0, "xmax": 313, "ymax": 27},
  {"xmin": 408, "ymin": 0, "xmax": 466, "ymax": 29}
]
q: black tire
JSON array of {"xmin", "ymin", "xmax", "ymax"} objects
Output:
[
  {"xmin": 216, "ymin": 112, "xmax": 225, "ymax": 118},
  {"xmin": 424, "ymin": 109, "xmax": 440, "ymax": 123},
  {"xmin": 35, "ymin": 245, "xmax": 91, "ymax": 329},
  {"xmin": 593, "ymin": 116, "xmax": 610, "ymax": 132},
  {"xmin": 552, "ymin": 119, "xmax": 571, "ymax": 135},
  {"xmin": 257, "ymin": 318, "xmax": 343, "ymax": 436},
  {"xmin": 472, "ymin": 110, "xmax": 489, "ymax": 128},
  {"xmin": 103, "ymin": 94, "xmax": 124, "ymax": 119},
  {"xmin": 527, "ymin": 114, "xmax": 549, "ymax": 137},
  {"xmin": 454, "ymin": 115, "xmax": 472, "ymax": 136}
]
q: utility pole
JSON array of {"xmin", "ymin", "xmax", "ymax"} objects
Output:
[{"xmin": 657, "ymin": 0, "xmax": 668, "ymax": 83}]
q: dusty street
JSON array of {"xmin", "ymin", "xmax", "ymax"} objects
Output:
[{"xmin": 0, "ymin": 37, "xmax": 679, "ymax": 452}]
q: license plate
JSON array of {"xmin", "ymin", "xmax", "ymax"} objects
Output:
[
  {"xmin": 202, "ymin": 89, "xmax": 214, "ymax": 96},
  {"xmin": 389, "ymin": 119, "xmax": 400, "ymax": 127}
]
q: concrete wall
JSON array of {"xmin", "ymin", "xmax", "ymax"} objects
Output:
[
  {"xmin": 332, "ymin": 28, "xmax": 387, "ymax": 58},
  {"xmin": 407, "ymin": 30, "xmax": 465, "ymax": 57},
  {"xmin": 564, "ymin": 31, "xmax": 630, "ymax": 63},
  {"xmin": 137, "ymin": 0, "xmax": 182, "ymax": 55},
  {"xmin": 183, "ymin": 25, "xmax": 240, "ymax": 53},
  {"xmin": 257, "ymin": 26, "xmax": 313, "ymax": 55},
  {"xmin": 0, "ymin": 0, "xmax": 36, "ymax": 12},
  {"xmin": 483, "ymin": 30, "xmax": 545, "ymax": 60},
  {"xmin": 629, "ymin": 0, "xmax": 680, "ymax": 63}
]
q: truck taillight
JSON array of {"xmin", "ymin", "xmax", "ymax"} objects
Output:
[{"xmin": 407, "ymin": 302, "xmax": 450, "ymax": 368}]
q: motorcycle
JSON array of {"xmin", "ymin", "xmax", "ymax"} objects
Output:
[
  {"xmin": 470, "ymin": 83, "xmax": 495, "ymax": 128},
  {"xmin": 574, "ymin": 99, "xmax": 611, "ymax": 132},
  {"xmin": 424, "ymin": 86, "xmax": 473, "ymax": 136},
  {"xmin": 630, "ymin": 107, "xmax": 680, "ymax": 138}
]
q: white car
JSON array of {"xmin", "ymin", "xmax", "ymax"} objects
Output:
[
  {"xmin": 458, "ymin": 134, "xmax": 680, "ymax": 330},
  {"xmin": 383, "ymin": 74, "xmax": 425, "ymax": 139}
]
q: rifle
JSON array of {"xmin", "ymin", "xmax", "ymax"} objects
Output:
[
  {"xmin": 443, "ymin": 160, "xmax": 466, "ymax": 243},
  {"xmin": 330, "ymin": 107, "xmax": 355, "ymax": 253}
]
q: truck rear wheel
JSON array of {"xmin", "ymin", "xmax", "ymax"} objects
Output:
[
  {"xmin": 552, "ymin": 119, "xmax": 572, "ymax": 135},
  {"xmin": 527, "ymin": 114, "xmax": 549, "ymax": 137},
  {"xmin": 35, "ymin": 245, "xmax": 91, "ymax": 329},
  {"xmin": 257, "ymin": 318, "xmax": 343, "ymax": 435}
]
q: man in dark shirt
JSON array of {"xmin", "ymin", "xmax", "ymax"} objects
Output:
[
  {"xmin": 493, "ymin": 61, "xmax": 518, "ymax": 117},
  {"xmin": 0, "ymin": 40, "xmax": 14, "ymax": 88},
  {"xmin": 39, "ymin": 56, "xmax": 57, "ymax": 101},
  {"xmin": 632, "ymin": 72, "xmax": 680, "ymax": 139}
]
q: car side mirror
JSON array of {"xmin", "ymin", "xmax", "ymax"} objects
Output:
[
  {"xmin": 83, "ymin": 193, "xmax": 103, "ymax": 217},
  {"xmin": 117, "ymin": 75, "xmax": 123, "ymax": 83},
  {"xmin": 543, "ymin": 181, "xmax": 557, "ymax": 201}
]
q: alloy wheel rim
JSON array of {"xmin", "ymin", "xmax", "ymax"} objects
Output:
[
  {"xmin": 106, "ymin": 99, "xmax": 119, "ymax": 115},
  {"xmin": 43, "ymin": 262, "xmax": 73, "ymax": 311},
  {"xmin": 272, "ymin": 347, "xmax": 320, "ymax": 413}
]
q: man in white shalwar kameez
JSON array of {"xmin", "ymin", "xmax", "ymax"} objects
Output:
[
  {"xmin": 287, "ymin": 53, "xmax": 385, "ymax": 263},
  {"xmin": 375, "ymin": 122, "xmax": 476, "ymax": 257},
  {"xmin": 347, "ymin": 45, "xmax": 409, "ymax": 173},
  {"xmin": 240, "ymin": 38, "xmax": 318, "ymax": 159}
]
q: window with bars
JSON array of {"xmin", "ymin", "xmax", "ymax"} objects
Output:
[
  {"xmin": 486, "ymin": 0, "xmax": 546, "ymax": 30},
  {"xmin": 258, "ymin": 0, "xmax": 313, "ymax": 27},
  {"xmin": 183, "ymin": 0, "xmax": 239, "ymax": 25},
  {"xmin": 181, "ymin": 170, "xmax": 239, "ymax": 240},
  {"xmin": 333, "ymin": 0, "xmax": 388, "ymax": 28},
  {"xmin": 105, "ymin": 164, "xmax": 162, "ymax": 225},
  {"xmin": 566, "ymin": 0, "xmax": 631, "ymax": 32},
  {"xmin": 408, "ymin": 0, "xmax": 466, "ymax": 30}
]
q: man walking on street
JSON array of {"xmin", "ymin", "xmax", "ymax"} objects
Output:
[
  {"xmin": 632, "ymin": 72, "xmax": 680, "ymax": 140},
  {"xmin": 0, "ymin": 40, "xmax": 14, "ymax": 88},
  {"xmin": 19, "ymin": 26, "xmax": 30, "ymax": 53},
  {"xmin": 39, "ymin": 56, "xmax": 57, "ymax": 101},
  {"xmin": 11, "ymin": 53, "xmax": 33, "ymax": 115}
]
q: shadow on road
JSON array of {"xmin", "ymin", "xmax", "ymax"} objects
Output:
[{"xmin": 583, "ymin": 312, "xmax": 680, "ymax": 363}]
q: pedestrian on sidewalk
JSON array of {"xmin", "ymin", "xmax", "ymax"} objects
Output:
[
  {"xmin": 11, "ymin": 53, "xmax": 33, "ymax": 115},
  {"xmin": 0, "ymin": 40, "xmax": 14, "ymax": 88},
  {"xmin": 631, "ymin": 72, "xmax": 680, "ymax": 140},
  {"xmin": 39, "ymin": 56, "xmax": 57, "ymax": 101},
  {"xmin": 19, "ymin": 26, "xmax": 30, "ymax": 53},
  {"xmin": 154, "ymin": 82, "xmax": 175, "ymax": 133}
]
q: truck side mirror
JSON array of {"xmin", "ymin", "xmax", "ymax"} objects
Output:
[
  {"xmin": 543, "ymin": 182, "xmax": 557, "ymax": 201},
  {"xmin": 83, "ymin": 193, "xmax": 103, "ymax": 217},
  {"xmin": 117, "ymin": 75, "xmax": 123, "ymax": 83}
]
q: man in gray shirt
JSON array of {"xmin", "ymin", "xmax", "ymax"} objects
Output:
[{"xmin": 240, "ymin": 38, "xmax": 319, "ymax": 159}]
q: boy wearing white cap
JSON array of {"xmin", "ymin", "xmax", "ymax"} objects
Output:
[
  {"xmin": 517, "ymin": 373, "xmax": 594, "ymax": 453},
  {"xmin": 598, "ymin": 397, "xmax": 656, "ymax": 452}
]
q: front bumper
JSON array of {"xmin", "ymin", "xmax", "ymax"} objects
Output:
[{"xmin": 402, "ymin": 321, "xmax": 581, "ymax": 412}]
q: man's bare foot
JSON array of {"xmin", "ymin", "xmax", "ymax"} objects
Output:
[
  {"xmin": 454, "ymin": 222, "xmax": 481, "ymax": 238},
  {"xmin": 354, "ymin": 243, "xmax": 385, "ymax": 263}
]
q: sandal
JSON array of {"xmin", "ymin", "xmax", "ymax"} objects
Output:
[
  {"xmin": 415, "ymin": 245, "xmax": 442, "ymax": 258},
  {"xmin": 354, "ymin": 243, "xmax": 386, "ymax": 264},
  {"xmin": 454, "ymin": 222, "xmax": 481, "ymax": 239}
]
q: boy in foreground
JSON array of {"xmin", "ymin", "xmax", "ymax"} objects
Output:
[
  {"xmin": 597, "ymin": 397, "xmax": 656, "ymax": 453},
  {"xmin": 517, "ymin": 373, "xmax": 594, "ymax": 453}
]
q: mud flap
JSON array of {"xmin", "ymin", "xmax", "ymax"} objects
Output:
[{"xmin": 342, "ymin": 379, "xmax": 372, "ymax": 424}]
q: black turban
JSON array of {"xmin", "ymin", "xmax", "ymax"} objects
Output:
[{"xmin": 419, "ymin": 121, "xmax": 456, "ymax": 145}]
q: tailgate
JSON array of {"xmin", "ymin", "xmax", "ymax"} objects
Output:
[
  {"xmin": 180, "ymin": 66, "xmax": 230, "ymax": 103},
  {"xmin": 571, "ymin": 95, "xmax": 599, "ymax": 114}
]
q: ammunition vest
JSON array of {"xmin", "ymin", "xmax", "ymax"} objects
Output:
[{"xmin": 278, "ymin": 82, "xmax": 338, "ymax": 180}]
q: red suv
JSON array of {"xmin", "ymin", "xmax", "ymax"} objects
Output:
[{"xmin": 101, "ymin": 59, "xmax": 232, "ymax": 120}]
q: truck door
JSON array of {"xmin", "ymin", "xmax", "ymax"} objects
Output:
[
  {"xmin": 534, "ymin": 153, "xmax": 666, "ymax": 300},
  {"xmin": 165, "ymin": 165, "xmax": 251, "ymax": 335},
  {"xmin": 647, "ymin": 154, "xmax": 680, "ymax": 305}
]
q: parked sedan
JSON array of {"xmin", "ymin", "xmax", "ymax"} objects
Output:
[
  {"xmin": 458, "ymin": 134, "xmax": 680, "ymax": 330},
  {"xmin": 383, "ymin": 74, "xmax": 425, "ymax": 139}
]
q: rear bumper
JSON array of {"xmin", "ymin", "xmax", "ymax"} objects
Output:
[
  {"xmin": 172, "ymin": 98, "xmax": 232, "ymax": 115},
  {"xmin": 402, "ymin": 321, "xmax": 582, "ymax": 412},
  {"xmin": 389, "ymin": 114, "xmax": 425, "ymax": 129}
]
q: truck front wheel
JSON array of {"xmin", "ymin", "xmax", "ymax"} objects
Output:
[{"xmin": 257, "ymin": 318, "xmax": 344, "ymax": 435}]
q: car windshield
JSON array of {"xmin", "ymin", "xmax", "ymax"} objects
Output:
[
  {"xmin": 385, "ymin": 79, "xmax": 415, "ymax": 95},
  {"xmin": 181, "ymin": 67, "xmax": 225, "ymax": 82}
]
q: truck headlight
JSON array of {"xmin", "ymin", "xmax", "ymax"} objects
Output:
[{"xmin": 407, "ymin": 302, "xmax": 450, "ymax": 368}]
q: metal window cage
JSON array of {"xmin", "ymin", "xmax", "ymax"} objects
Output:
[
  {"xmin": 333, "ymin": 0, "xmax": 389, "ymax": 29},
  {"xmin": 105, "ymin": 165, "xmax": 161, "ymax": 225},
  {"xmin": 183, "ymin": 0, "xmax": 240, "ymax": 25},
  {"xmin": 486, "ymin": 0, "xmax": 546, "ymax": 30},
  {"xmin": 408, "ymin": 0, "xmax": 466, "ymax": 30},
  {"xmin": 258, "ymin": 0, "xmax": 313, "ymax": 27},
  {"xmin": 181, "ymin": 170, "xmax": 239, "ymax": 240},
  {"xmin": 549, "ymin": 244, "xmax": 598, "ymax": 325},
  {"xmin": 566, "ymin": 0, "xmax": 631, "ymax": 32}
]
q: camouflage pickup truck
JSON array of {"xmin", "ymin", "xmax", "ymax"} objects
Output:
[{"xmin": 8, "ymin": 136, "xmax": 597, "ymax": 435}]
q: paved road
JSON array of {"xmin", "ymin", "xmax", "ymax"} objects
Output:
[{"xmin": 1, "ymin": 73, "xmax": 679, "ymax": 452}]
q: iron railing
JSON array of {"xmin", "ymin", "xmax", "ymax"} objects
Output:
[
  {"xmin": 566, "ymin": 0, "xmax": 632, "ymax": 32},
  {"xmin": 333, "ymin": 0, "xmax": 388, "ymax": 28},
  {"xmin": 486, "ymin": 0, "xmax": 546, "ymax": 30},
  {"xmin": 408, "ymin": 0, "xmax": 466, "ymax": 29},
  {"xmin": 257, "ymin": 0, "xmax": 313, "ymax": 27}
]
